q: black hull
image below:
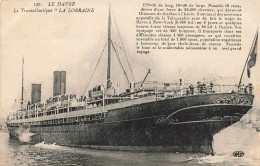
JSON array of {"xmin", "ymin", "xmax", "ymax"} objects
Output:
[
  {"xmin": 7, "ymin": 119, "xmax": 241, "ymax": 153},
  {"xmin": 7, "ymin": 93, "xmax": 254, "ymax": 153}
]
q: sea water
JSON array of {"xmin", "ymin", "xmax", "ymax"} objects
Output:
[{"xmin": 0, "ymin": 125, "xmax": 259, "ymax": 166}]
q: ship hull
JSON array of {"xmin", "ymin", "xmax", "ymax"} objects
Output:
[
  {"xmin": 7, "ymin": 93, "xmax": 254, "ymax": 154},
  {"xmin": 5, "ymin": 119, "xmax": 244, "ymax": 153}
]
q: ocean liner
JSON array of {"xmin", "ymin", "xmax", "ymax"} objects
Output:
[{"xmin": 6, "ymin": 6, "xmax": 258, "ymax": 154}]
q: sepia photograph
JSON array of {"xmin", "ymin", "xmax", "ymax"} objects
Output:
[{"xmin": 1, "ymin": 0, "xmax": 260, "ymax": 165}]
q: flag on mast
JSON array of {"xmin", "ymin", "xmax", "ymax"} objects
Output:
[{"xmin": 247, "ymin": 30, "xmax": 258, "ymax": 78}]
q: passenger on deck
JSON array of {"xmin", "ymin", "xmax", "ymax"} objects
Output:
[
  {"xmin": 186, "ymin": 89, "xmax": 189, "ymax": 96},
  {"xmin": 210, "ymin": 82, "xmax": 214, "ymax": 93},
  {"xmin": 244, "ymin": 85, "xmax": 248, "ymax": 94},
  {"xmin": 248, "ymin": 83, "xmax": 253, "ymax": 94},
  {"xmin": 239, "ymin": 84, "xmax": 245, "ymax": 93},
  {"xmin": 27, "ymin": 101, "xmax": 31, "ymax": 110},
  {"xmin": 238, "ymin": 84, "xmax": 241, "ymax": 93},
  {"xmin": 197, "ymin": 82, "xmax": 201, "ymax": 93},
  {"xmin": 189, "ymin": 84, "xmax": 194, "ymax": 95},
  {"xmin": 198, "ymin": 83, "xmax": 203, "ymax": 94},
  {"xmin": 202, "ymin": 83, "xmax": 206, "ymax": 93}
]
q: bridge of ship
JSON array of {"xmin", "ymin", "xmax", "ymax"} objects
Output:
[{"xmin": 7, "ymin": 83, "xmax": 253, "ymax": 126}]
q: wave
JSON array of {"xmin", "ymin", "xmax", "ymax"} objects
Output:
[
  {"xmin": 196, "ymin": 154, "xmax": 258, "ymax": 165},
  {"xmin": 34, "ymin": 141, "xmax": 64, "ymax": 150},
  {"xmin": 197, "ymin": 100, "xmax": 260, "ymax": 165},
  {"xmin": 213, "ymin": 123, "xmax": 260, "ymax": 157},
  {"xmin": 16, "ymin": 127, "xmax": 35, "ymax": 143}
]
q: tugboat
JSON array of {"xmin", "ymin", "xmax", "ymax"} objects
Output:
[{"xmin": 6, "ymin": 6, "xmax": 258, "ymax": 154}]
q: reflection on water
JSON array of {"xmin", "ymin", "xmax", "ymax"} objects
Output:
[
  {"xmin": 0, "ymin": 131, "xmax": 203, "ymax": 166},
  {"xmin": 0, "ymin": 124, "xmax": 259, "ymax": 166}
]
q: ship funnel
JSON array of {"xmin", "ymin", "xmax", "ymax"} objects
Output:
[
  {"xmin": 53, "ymin": 71, "xmax": 66, "ymax": 96},
  {"xmin": 61, "ymin": 71, "xmax": 66, "ymax": 95},
  {"xmin": 31, "ymin": 84, "xmax": 41, "ymax": 104}
]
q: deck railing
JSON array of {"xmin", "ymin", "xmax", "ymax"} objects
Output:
[
  {"xmin": 155, "ymin": 84, "xmax": 253, "ymax": 100},
  {"xmin": 7, "ymin": 84, "xmax": 253, "ymax": 123}
]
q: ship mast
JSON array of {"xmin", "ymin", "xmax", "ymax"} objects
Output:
[
  {"xmin": 21, "ymin": 57, "xmax": 24, "ymax": 110},
  {"xmin": 107, "ymin": 3, "xmax": 112, "ymax": 89}
]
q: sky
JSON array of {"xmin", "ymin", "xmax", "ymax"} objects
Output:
[{"xmin": 1, "ymin": 0, "xmax": 260, "ymax": 118}]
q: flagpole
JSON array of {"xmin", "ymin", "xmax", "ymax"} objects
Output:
[{"xmin": 238, "ymin": 29, "xmax": 258, "ymax": 86}]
